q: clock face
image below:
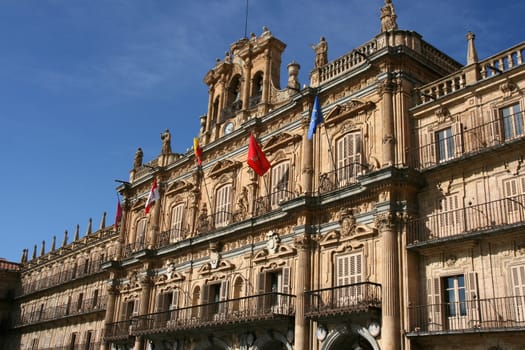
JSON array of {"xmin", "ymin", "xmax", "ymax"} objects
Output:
[{"xmin": 224, "ymin": 122, "xmax": 234, "ymax": 134}]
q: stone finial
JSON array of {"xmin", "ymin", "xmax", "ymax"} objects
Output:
[
  {"xmin": 21, "ymin": 249, "xmax": 27, "ymax": 263},
  {"xmin": 32, "ymin": 245, "xmax": 37, "ymax": 260},
  {"xmin": 100, "ymin": 212, "xmax": 107, "ymax": 230},
  {"xmin": 287, "ymin": 61, "xmax": 301, "ymax": 90},
  {"xmin": 134, "ymin": 147, "xmax": 143, "ymax": 169},
  {"xmin": 466, "ymin": 31, "xmax": 478, "ymax": 65},
  {"xmin": 86, "ymin": 218, "xmax": 92, "ymax": 236},
  {"xmin": 74, "ymin": 224, "xmax": 80, "ymax": 241},
  {"xmin": 380, "ymin": 0, "xmax": 398, "ymax": 32},
  {"xmin": 40, "ymin": 240, "xmax": 45, "ymax": 257},
  {"xmin": 51, "ymin": 235, "xmax": 56, "ymax": 252}
]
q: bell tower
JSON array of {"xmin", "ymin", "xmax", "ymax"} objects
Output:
[{"xmin": 202, "ymin": 26, "xmax": 286, "ymax": 144}]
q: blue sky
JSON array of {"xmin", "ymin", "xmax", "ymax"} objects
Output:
[{"xmin": 0, "ymin": 0, "xmax": 523, "ymax": 263}]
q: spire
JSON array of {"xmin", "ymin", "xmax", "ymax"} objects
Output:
[
  {"xmin": 74, "ymin": 224, "xmax": 80, "ymax": 241},
  {"xmin": 466, "ymin": 31, "xmax": 478, "ymax": 65},
  {"xmin": 99, "ymin": 212, "xmax": 107, "ymax": 230},
  {"xmin": 62, "ymin": 230, "xmax": 68, "ymax": 247},
  {"xmin": 32, "ymin": 245, "xmax": 37, "ymax": 260},
  {"xmin": 51, "ymin": 235, "xmax": 56, "ymax": 251},
  {"xmin": 40, "ymin": 240, "xmax": 45, "ymax": 256},
  {"xmin": 86, "ymin": 218, "xmax": 93, "ymax": 235},
  {"xmin": 21, "ymin": 249, "xmax": 27, "ymax": 263}
]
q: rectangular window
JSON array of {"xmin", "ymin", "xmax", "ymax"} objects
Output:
[
  {"xmin": 436, "ymin": 127, "xmax": 454, "ymax": 162},
  {"xmin": 336, "ymin": 132, "xmax": 362, "ymax": 187},
  {"xmin": 444, "ymin": 275, "xmax": 466, "ymax": 317},
  {"xmin": 501, "ymin": 103, "xmax": 523, "ymax": 140},
  {"xmin": 135, "ymin": 219, "xmax": 148, "ymax": 247},
  {"xmin": 170, "ymin": 204, "xmax": 185, "ymax": 242},
  {"xmin": 271, "ymin": 162, "xmax": 290, "ymax": 207},
  {"xmin": 256, "ymin": 268, "xmax": 290, "ymax": 314},
  {"xmin": 215, "ymin": 184, "xmax": 232, "ymax": 227},
  {"xmin": 433, "ymin": 194, "xmax": 462, "ymax": 237}
]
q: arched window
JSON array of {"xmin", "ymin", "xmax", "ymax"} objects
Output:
[
  {"xmin": 336, "ymin": 132, "xmax": 362, "ymax": 187},
  {"xmin": 212, "ymin": 96, "xmax": 220, "ymax": 123},
  {"xmin": 250, "ymin": 72, "xmax": 263, "ymax": 107},
  {"xmin": 232, "ymin": 276, "xmax": 244, "ymax": 312},
  {"xmin": 270, "ymin": 161, "xmax": 290, "ymax": 207},
  {"xmin": 170, "ymin": 203, "xmax": 185, "ymax": 242},
  {"xmin": 229, "ymin": 75, "xmax": 242, "ymax": 112},
  {"xmin": 215, "ymin": 184, "xmax": 232, "ymax": 227},
  {"xmin": 191, "ymin": 286, "xmax": 201, "ymax": 318}
]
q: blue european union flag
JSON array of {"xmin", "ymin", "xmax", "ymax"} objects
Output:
[{"xmin": 308, "ymin": 95, "xmax": 324, "ymax": 140}]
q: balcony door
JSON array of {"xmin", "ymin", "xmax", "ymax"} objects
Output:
[
  {"xmin": 511, "ymin": 265, "xmax": 525, "ymax": 322},
  {"xmin": 335, "ymin": 252, "xmax": 363, "ymax": 307},
  {"xmin": 256, "ymin": 267, "xmax": 291, "ymax": 314},
  {"xmin": 336, "ymin": 132, "xmax": 362, "ymax": 187}
]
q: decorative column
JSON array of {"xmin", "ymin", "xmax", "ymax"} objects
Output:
[
  {"xmin": 101, "ymin": 283, "xmax": 118, "ymax": 350},
  {"xmin": 134, "ymin": 274, "xmax": 153, "ymax": 350},
  {"xmin": 376, "ymin": 212, "xmax": 400, "ymax": 350},
  {"xmin": 261, "ymin": 48, "xmax": 271, "ymax": 110},
  {"xmin": 293, "ymin": 234, "xmax": 311, "ymax": 350},
  {"xmin": 380, "ymin": 77, "xmax": 395, "ymax": 167},
  {"xmin": 465, "ymin": 32, "xmax": 480, "ymax": 84},
  {"xmin": 242, "ymin": 58, "xmax": 252, "ymax": 110},
  {"xmin": 117, "ymin": 200, "xmax": 130, "ymax": 260},
  {"xmin": 301, "ymin": 115, "xmax": 314, "ymax": 194}
]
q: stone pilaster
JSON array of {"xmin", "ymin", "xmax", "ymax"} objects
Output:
[
  {"xmin": 101, "ymin": 284, "xmax": 118, "ymax": 350},
  {"xmin": 147, "ymin": 178, "xmax": 161, "ymax": 249},
  {"xmin": 375, "ymin": 212, "xmax": 400, "ymax": 350},
  {"xmin": 380, "ymin": 77, "xmax": 395, "ymax": 167},
  {"xmin": 134, "ymin": 275, "xmax": 153, "ymax": 350},
  {"xmin": 293, "ymin": 234, "xmax": 311, "ymax": 350}
]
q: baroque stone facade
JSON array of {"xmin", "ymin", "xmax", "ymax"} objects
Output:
[{"xmin": 8, "ymin": 2, "xmax": 525, "ymax": 350}]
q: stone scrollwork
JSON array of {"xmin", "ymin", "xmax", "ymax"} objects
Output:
[
  {"xmin": 293, "ymin": 234, "xmax": 311, "ymax": 250},
  {"xmin": 339, "ymin": 208, "xmax": 356, "ymax": 237},
  {"xmin": 374, "ymin": 212, "xmax": 397, "ymax": 231},
  {"xmin": 266, "ymin": 231, "xmax": 281, "ymax": 254}
]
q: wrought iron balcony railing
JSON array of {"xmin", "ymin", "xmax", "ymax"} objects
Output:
[
  {"xmin": 21, "ymin": 259, "xmax": 104, "ymax": 296},
  {"xmin": 155, "ymin": 227, "xmax": 188, "ymax": 249},
  {"xmin": 305, "ymin": 282, "xmax": 381, "ymax": 318},
  {"xmin": 36, "ymin": 343, "xmax": 101, "ymax": 350},
  {"xmin": 318, "ymin": 162, "xmax": 368, "ymax": 194},
  {"xmin": 121, "ymin": 240, "xmax": 146, "ymax": 259},
  {"xmin": 407, "ymin": 194, "xmax": 525, "ymax": 246},
  {"xmin": 132, "ymin": 292, "xmax": 295, "ymax": 335},
  {"xmin": 254, "ymin": 190, "xmax": 295, "ymax": 216},
  {"xmin": 410, "ymin": 115, "xmax": 524, "ymax": 170},
  {"xmin": 105, "ymin": 319, "xmax": 133, "ymax": 341},
  {"xmin": 16, "ymin": 296, "xmax": 106, "ymax": 326},
  {"xmin": 196, "ymin": 210, "xmax": 234, "ymax": 234},
  {"xmin": 408, "ymin": 295, "xmax": 525, "ymax": 335}
]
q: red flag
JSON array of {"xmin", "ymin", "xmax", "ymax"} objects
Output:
[
  {"xmin": 115, "ymin": 197, "xmax": 123, "ymax": 230},
  {"xmin": 194, "ymin": 137, "xmax": 203, "ymax": 166},
  {"xmin": 247, "ymin": 133, "xmax": 271, "ymax": 176},
  {"xmin": 145, "ymin": 178, "xmax": 160, "ymax": 214}
]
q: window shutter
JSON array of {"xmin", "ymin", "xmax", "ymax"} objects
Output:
[
  {"xmin": 452, "ymin": 122, "xmax": 463, "ymax": 156},
  {"xmin": 281, "ymin": 267, "xmax": 290, "ymax": 294},
  {"xmin": 466, "ymin": 272, "xmax": 480, "ymax": 326},
  {"xmin": 170, "ymin": 204, "xmax": 184, "ymax": 241},
  {"xmin": 426, "ymin": 278, "xmax": 442, "ymax": 331},
  {"xmin": 218, "ymin": 280, "xmax": 229, "ymax": 314},
  {"xmin": 256, "ymin": 272, "xmax": 266, "ymax": 312},
  {"xmin": 429, "ymin": 131, "xmax": 436, "ymax": 166},
  {"xmin": 511, "ymin": 265, "xmax": 525, "ymax": 321}
]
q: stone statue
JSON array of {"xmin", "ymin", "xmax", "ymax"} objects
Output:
[
  {"xmin": 237, "ymin": 186, "xmax": 249, "ymax": 214},
  {"xmin": 312, "ymin": 37, "xmax": 328, "ymax": 68},
  {"xmin": 134, "ymin": 148, "xmax": 143, "ymax": 169},
  {"xmin": 161, "ymin": 129, "xmax": 172, "ymax": 155},
  {"xmin": 380, "ymin": 0, "xmax": 398, "ymax": 32}
]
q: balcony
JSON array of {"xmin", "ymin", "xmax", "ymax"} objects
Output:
[
  {"xmin": 410, "ymin": 115, "xmax": 524, "ymax": 171},
  {"xmin": 196, "ymin": 210, "xmax": 234, "ymax": 234},
  {"xmin": 305, "ymin": 282, "xmax": 381, "ymax": 319},
  {"xmin": 407, "ymin": 194, "xmax": 525, "ymax": 247},
  {"xmin": 105, "ymin": 319, "xmax": 133, "ymax": 341},
  {"xmin": 254, "ymin": 190, "xmax": 295, "ymax": 216},
  {"xmin": 132, "ymin": 292, "xmax": 295, "ymax": 336},
  {"xmin": 21, "ymin": 259, "xmax": 104, "ymax": 296},
  {"xmin": 155, "ymin": 228, "xmax": 187, "ymax": 249},
  {"xmin": 122, "ymin": 240, "xmax": 146, "ymax": 259},
  {"xmin": 37, "ymin": 343, "xmax": 100, "ymax": 350},
  {"xmin": 318, "ymin": 162, "xmax": 368, "ymax": 194},
  {"xmin": 407, "ymin": 295, "xmax": 525, "ymax": 336},
  {"xmin": 16, "ymin": 296, "xmax": 107, "ymax": 327}
]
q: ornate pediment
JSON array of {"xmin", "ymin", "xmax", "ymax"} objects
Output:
[
  {"xmin": 166, "ymin": 180, "xmax": 193, "ymax": 196},
  {"xmin": 197, "ymin": 259, "xmax": 235, "ymax": 276},
  {"xmin": 253, "ymin": 244, "xmax": 296, "ymax": 263},
  {"xmin": 263, "ymin": 132, "xmax": 301, "ymax": 155},
  {"xmin": 325, "ymin": 99, "xmax": 376, "ymax": 126},
  {"xmin": 209, "ymin": 159, "xmax": 242, "ymax": 179}
]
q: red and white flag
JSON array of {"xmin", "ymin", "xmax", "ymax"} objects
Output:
[
  {"xmin": 247, "ymin": 133, "xmax": 271, "ymax": 176},
  {"xmin": 145, "ymin": 178, "xmax": 160, "ymax": 214}
]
